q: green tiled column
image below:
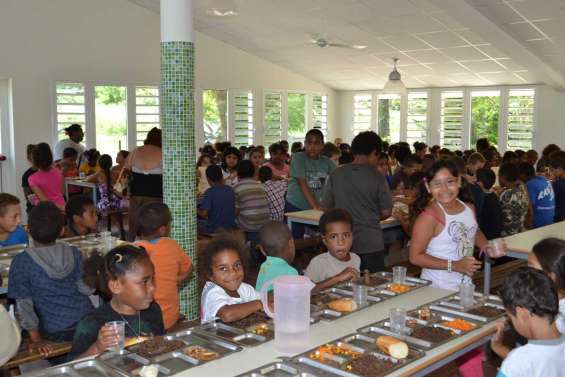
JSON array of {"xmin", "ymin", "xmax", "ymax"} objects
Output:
[{"xmin": 161, "ymin": 41, "xmax": 197, "ymax": 319}]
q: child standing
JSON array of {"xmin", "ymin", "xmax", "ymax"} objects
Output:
[
  {"xmin": 494, "ymin": 267, "xmax": 565, "ymax": 376},
  {"xmin": 264, "ymin": 143, "xmax": 290, "ymax": 180},
  {"xmin": 322, "ymin": 132, "xmax": 392, "ymax": 272},
  {"xmin": 526, "ymin": 160, "xmax": 555, "ymax": 228},
  {"xmin": 88, "ymin": 155, "xmax": 123, "ymax": 213},
  {"xmin": 498, "ymin": 163, "xmax": 529, "ymax": 236},
  {"xmin": 550, "ymin": 151, "xmax": 565, "ymax": 221},
  {"xmin": 63, "ymin": 195, "xmax": 99, "ymax": 238},
  {"xmin": 221, "ymin": 147, "xmax": 241, "ymax": 187},
  {"xmin": 22, "ymin": 144, "xmax": 37, "ymax": 214},
  {"xmin": 305, "ymin": 209, "xmax": 361, "ymax": 282},
  {"xmin": 197, "ymin": 154, "xmax": 212, "ymax": 196},
  {"xmin": 69, "ymin": 245, "xmax": 164, "ymax": 359},
  {"xmin": 233, "ymin": 160, "xmax": 270, "ymax": 238},
  {"xmin": 475, "ymin": 168, "xmax": 503, "ymax": 240},
  {"xmin": 8, "ymin": 202, "xmax": 93, "ymax": 351},
  {"xmin": 375, "ymin": 152, "xmax": 393, "ymax": 188},
  {"xmin": 286, "ymin": 129, "xmax": 336, "ymax": 238},
  {"xmin": 28, "ymin": 143, "xmax": 65, "ymax": 210},
  {"xmin": 197, "ymin": 165, "xmax": 236, "ymax": 233},
  {"xmin": 259, "ymin": 166, "xmax": 287, "ymax": 222},
  {"xmin": 0, "ymin": 194, "xmax": 28, "ymax": 247},
  {"xmin": 249, "ymin": 148, "xmax": 265, "ymax": 181},
  {"xmin": 200, "ymin": 236, "xmax": 261, "ymax": 324},
  {"xmin": 135, "ymin": 203, "xmax": 192, "ymax": 329}
]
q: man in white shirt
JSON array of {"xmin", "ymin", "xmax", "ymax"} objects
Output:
[{"xmin": 53, "ymin": 124, "xmax": 85, "ymax": 162}]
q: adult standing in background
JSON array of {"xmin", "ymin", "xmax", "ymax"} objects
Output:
[
  {"xmin": 53, "ymin": 124, "xmax": 85, "ymax": 162},
  {"xmin": 126, "ymin": 127, "xmax": 163, "ymax": 240}
]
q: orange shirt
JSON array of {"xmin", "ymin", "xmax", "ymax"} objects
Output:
[{"xmin": 136, "ymin": 238, "xmax": 192, "ymax": 329}]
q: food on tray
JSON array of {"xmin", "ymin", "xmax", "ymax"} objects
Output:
[
  {"xmin": 442, "ymin": 319, "xmax": 476, "ymax": 332},
  {"xmin": 250, "ymin": 323, "xmax": 273, "ymax": 337},
  {"xmin": 344, "ymin": 354, "xmax": 395, "ymax": 376},
  {"xmin": 409, "ymin": 326, "xmax": 454, "ymax": 342},
  {"xmin": 418, "ymin": 307, "xmax": 432, "ymax": 321},
  {"xmin": 467, "ymin": 306, "xmax": 505, "ymax": 318},
  {"xmin": 228, "ymin": 312, "xmax": 271, "ymax": 329},
  {"xmin": 125, "ymin": 336, "xmax": 150, "ymax": 347},
  {"xmin": 131, "ymin": 337, "xmax": 185, "ymax": 359},
  {"xmin": 387, "ymin": 284, "xmax": 411, "ymax": 294},
  {"xmin": 139, "ymin": 365, "xmax": 159, "ymax": 377},
  {"xmin": 310, "ymin": 344, "xmax": 362, "ymax": 362},
  {"xmin": 376, "ymin": 336, "xmax": 408, "ymax": 359},
  {"xmin": 311, "ymin": 293, "xmax": 336, "ymax": 306},
  {"xmin": 328, "ymin": 298, "xmax": 358, "ymax": 312},
  {"xmin": 359, "ymin": 274, "xmax": 388, "ymax": 287},
  {"xmin": 184, "ymin": 345, "xmax": 220, "ymax": 361}
]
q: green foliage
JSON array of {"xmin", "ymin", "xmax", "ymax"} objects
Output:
[
  {"xmin": 95, "ymin": 86, "xmax": 126, "ymax": 105},
  {"xmin": 202, "ymin": 90, "xmax": 227, "ymax": 142},
  {"xmin": 471, "ymin": 96, "xmax": 500, "ymax": 148},
  {"xmin": 288, "ymin": 93, "xmax": 306, "ymax": 136}
]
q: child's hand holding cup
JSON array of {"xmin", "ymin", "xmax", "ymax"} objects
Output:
[{"xmin": 97, "ymin": 321, "xmax": 125, "ymax": 352}]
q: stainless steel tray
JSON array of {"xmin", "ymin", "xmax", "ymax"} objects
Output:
[
  {"xmin": 0, "ymin": 243, "xmax": 26, "ymax": 258},
  {"xmin": 309, "ymin": 289, "xmax": 381, "ymax": 322},
  {"xmin": 169, "ymin": 329, "xmax": 242, "ymax": 357},
  {"xmin": 149, "ymin": 351, "xmax": 200, "ymax": 374},
  {"xmin": 194, "ymin": 322, "xmax": 269, "ymax": 347},
  {"xmin": 430, "ymin": 299, "xmax": 505, "ymax": 323},
  {"xmin": 406, "ymin": 308, "xmax": 483, "ymax": 333},
  {"xmin": 235, "ymin": 362, "xmax": 312, "ymax": 377},
  {"xmin": 73, "ymin": 360, "xmax": 124, "ymax": 377},
  {"xmin": 97, "ymin": 350, "xmax": 150, "ymax": 377}
]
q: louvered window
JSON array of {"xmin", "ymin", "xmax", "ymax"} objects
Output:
[
  {"xmin": 232, "ymin": 91, "xmax": 254, "ymax": 147},
  {"xmin": 507, "ymin": 89, "xmax": 535, "ymax": 151},
  {"xmin": 312, "ymin": 94, "xmax": 328, "ymax": 137},
  {"xmin": 407, "ymin": 92, "xmax": 428, "ymax": 146},
  {"xmin": 55, "ymin": 82, "xmax": 86, "ymax": 142},
  {"xmin": 264, "ymin": 92, "xmax": 282, "ymax": 146},
  {"xmin": 353, "ymin": 94, "xmax": 372, "ymax": 135},
  {"xmin": 135, "ymin": 86, "xmax": 160, "ymax": 146},
  {"xmin": 440, "ymin": 91, "xmax": 464, "ymax": 150}
]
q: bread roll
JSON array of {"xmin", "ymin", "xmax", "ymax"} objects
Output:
[
  {"xmin": 376, "ymin": 336, "xmax": 409, "ymax": 359},
  {"xmin": 327, "ymin": 298, "xmax": 358, "ymax": 312}
]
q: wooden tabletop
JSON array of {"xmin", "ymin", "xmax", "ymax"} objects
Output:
[{"xmin": 504, "ymin": 220, "xmax": 565, "ymax": 255}]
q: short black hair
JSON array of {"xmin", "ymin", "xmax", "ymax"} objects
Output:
[
  {"xmin": 0, "ymin": 193, "xmax": 20, "ymax": 217},
  {"xmin": 403, "ymin": 154, "xmax": 423, "ymax": 168},
  {"xmin": 118, "ymin": 150, "xmax": 130, "ymax": 159},
  {"xmin": 291, "ymin": 142, "xmax": 303, "ymax": 154},
  {"xmin": 351, "ymin": 131, "xmax": 382, "ymax": 156},
  {"xmin": 321, "ymin": 142, "xmax": 340, "ymax": 159},
  {"xmin": 542, "ymin": 144, "xmax": 560, "ymax": 159},
  {"xmin": 413, "ymin": 141, "xmax": 427, "ymax": 153},
  {"xmin": 63, "ymin": 147, "xmax": 78, "ymax": 159},
  {"xmin": 237, "ymin": 160, "xmax": 255, "ymax": 179},
  {"xmin": 476, "ymin": 168, "xmax": 496, "ymax": 190},
  {"xmin": 32, "ymin": 142, "xmax": 54, "ymax": 171},
  {"xmin": 305, "ymin": 128, "xmax": 324, "ymax": 143},
  {"xmin": 499, "ymin": 267, "xmax": 558, "ymax": 321},
  {"xmin": 499, "ymin": 162, "xmax": 519, "ymax": 183},
  {"xmin": 206, "ymin": 164, "xmax": 223, "ymax": 183},
  {"xmin": 65, "ymin": 195, "xmax": 95, "ymax": 224},
  {"xmin": 29, "ymin": 202, "xmax": 65, "ymax": 243},
  {"xmin": 536, "ymin": 158, "xmax": 551, "ymax": 173},
  {"xmin": 258, "ymin": 166, "xmax": 272, "ymax": 183},
  {"xmin": 259, "ymin": 221, "xmax": 292, "ymax": 257},
  {"xmin": 518, "ymin": 162, "xmax": 535, "ymax": 182},
  {"xmin": 502, "ymin": 151, "xmax": 519, "ymax": 164},
  {"xmin": 268, "ymin": 143, "xmax": 284, "ymax": 156},
  {"xmin": 338, "ymin": 151, "xmax": 354, "ymax": 165},
  {"xmin": 407, "ymin": 171, "xmax": 425, "ymax": 189},
  {"xmin": 532, "ymin": 238, "xmax": 565, "ymax": 294},
  {"xmin": 221, "ymin": 146, "xmax": 241, "ymax": 170},
  {"xmin": 394, "ymin": 144, "xmax": 412, "ymax": 165},
  {"xmin": 550, "ymin": 151, "xmax": 565, "ymax": 170},
  {"xmin": 200, "ymin": 235, "xmax": 245, "ymax": 279},
  {"xmin": 137, "ymin": 202, "xmax": 172, "ymax": 237},
  {"xmin": 476, "ymin": 138, "xmax": 490, "ymax": 152},
  {"xmin": 319, "ymin": 208, "xmax": 353, "ymax": 235},
  {"xmin": 65, "ymin": 124, "xmax": 83, "ymax": 134}
]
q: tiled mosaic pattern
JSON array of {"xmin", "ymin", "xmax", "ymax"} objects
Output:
[{"xmin": 161, "ymin": 41, "xmax": 198, "ymax": 319}]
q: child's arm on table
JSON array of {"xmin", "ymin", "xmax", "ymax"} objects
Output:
[
  {"xmin": 16, "ymin": 299, "xmax": 52, "ymax": 357},
  {"xmin": 216, "ymin": 301, "xmax": 263, "ymax": 323},
  {"xmin": 312, "ymin": 267, "xmax": 359, "ymax": 294}
]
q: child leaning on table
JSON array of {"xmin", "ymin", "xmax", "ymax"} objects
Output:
[
  {"xmin": 8, "ymin": 202, "xmax": 93, "ymax": 358},
  {"xmin": 69, "ymin": 245, "xmax": 164, "ymax": 359},
  {"xmin": 255, "ymin": 221, "xmax": 358, "ymax": 292},
  {"xmin": 493, "ymin": 267, "xmax": 565, "ymax": 377},
  {"xmin": 200, "ymin": 236, "xmax": 262, "ymax": 324},
  {"xmin": 62, "ymin": 194, "xmax": 99, "ymax": 238},
  {"xmin": 135, "ymin": 202, "xmax": 192, "ymax": 330},
  {"xmin": 0, "ymin": 193, "xmax": 28, "ymax": 247}
]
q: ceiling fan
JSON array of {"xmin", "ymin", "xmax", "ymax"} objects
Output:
[{"xmin": 309, "ymin": 37, "xmax": 367, "ymax": 50}]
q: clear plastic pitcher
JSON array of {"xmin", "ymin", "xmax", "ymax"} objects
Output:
[{"xmin": 260, "ymin": 275, "xmax": 315, "ymax": 354}]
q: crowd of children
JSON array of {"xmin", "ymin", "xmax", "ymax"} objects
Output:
[{"xmin": 2, "ymin": 126, "xmax": 565, "ymax": 375}]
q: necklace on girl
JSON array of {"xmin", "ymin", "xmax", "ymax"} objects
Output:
[{"xmin": 118, "ymin": 311, "xmax": 142, "ymax": 342}]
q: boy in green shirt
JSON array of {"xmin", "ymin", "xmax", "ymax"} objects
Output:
[{"xmin": 255, "ymin": 222, "xmax": 357, "ymax": 292}]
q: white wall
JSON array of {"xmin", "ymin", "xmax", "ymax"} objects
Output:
[
  {"xmin": 336, "ymin": 85, "xmax": 565, "ymax": 152},
  {"xmin": 0, "ymin": 0, "xmax": 337, "ymax": 199}
]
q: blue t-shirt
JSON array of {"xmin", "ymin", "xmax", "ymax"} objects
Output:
[
  {"xmin": 497, "ymin": 335, "xmax": 565, "ymax": 377},
  {"xmin": 8, "ymin": 246, "xmax": 93, "ymax": 334},
  {"xmin": 526, "ymin": 176, "xmax": 555, "ymax": 228},
  {"xmin": 0, "ymin": 225, "xmax": 28, "ymax": 247},
  {"xmin": 200, "ymin": 185, "xmax": 237, "ymax": 233},
  {"xmin": 553, "ymin": 178, "xmax": 565, "ymax": 222}
]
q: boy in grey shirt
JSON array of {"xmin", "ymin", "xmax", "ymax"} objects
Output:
[{"xmin": 322, "ymin": 132, "xmax": 392, "ymax": 272}]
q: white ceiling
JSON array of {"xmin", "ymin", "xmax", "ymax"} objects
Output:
[{"xmin": 129, "ymin": 0, "xmax": 565, "ymax": 90}]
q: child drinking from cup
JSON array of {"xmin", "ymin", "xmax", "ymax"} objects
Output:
[
  {"xmin": 200, "ymin": 236, "xmax": 262, "ymax": 324},
  {"xmin": 69, "ymin": 245, "xmax": 164, "ymax": 359}
]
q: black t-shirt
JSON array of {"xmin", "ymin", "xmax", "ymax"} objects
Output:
[
  {"xmin": 21, "ymin": 167, "xmax": 37, "ymax": 213},
  {"xmin": 478, "ymin": 192, "xmax": 503, "ymax": 240},
  {"xmin": 68, "ymin": 302, "xmax": 164, "ymax": 360}
]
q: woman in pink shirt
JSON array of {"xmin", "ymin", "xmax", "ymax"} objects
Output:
[
  {"xmin": 264, "ymin": 143, "xmax": 290, "ymax": 180},
  {"xmin": 28, "ymin": 143, "xmax": 65, "ymax": 210}
]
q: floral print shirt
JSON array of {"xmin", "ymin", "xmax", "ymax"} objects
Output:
[{"xmin": 499, "ymin": 185, "xmax": 528, "ymax": 236}]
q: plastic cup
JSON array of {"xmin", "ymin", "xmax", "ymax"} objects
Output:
[
  {"xmin": 389, "ymin": 308, "xmax": 406, "ymax": 334},
  {"xmin": 392, "ymin": 266, "xmax": 407, "ymax": 284},
  {"xmin": 488, "ymin": 238, "xmax": 506, "ymax": 258},
  {"xmin": 459, "ymin": 282, "xmax": 475, "ymax": 308},
  {"xmin": 79, "ymin": 172, "xmax": 86, "ymax": 179},
  {"xmin": 106, "ymin": 321, "xmax": 125, "ymax": 351},
  {"xmin": 352, "ymin": 283, "xmax": 368, "ymax": 307}
]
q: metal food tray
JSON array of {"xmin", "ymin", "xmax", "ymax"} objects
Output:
[
  {"xmin": 429, "ymin": 295, "xmax": 506, "ymax": 323},
  {"xmin": 235, "ymin": 361, "xmax": 314, "ymax": 377},
  {"xmin": 72, "ymin": 360, "xmax": 124, "ymax": 377},
  {"xmin": 194, "ymin": 321, "xmax": 270, "ymax": 347},
  {"xmin": 406, "ymin": 308, "xmax": 483, "ymax": 333},
  {"xmin": 310, "ymin": 289, "xmax": 381, "ymax": 322},
  {"xmin": 97, "ymin": 350, "xmax": 150, "ymax": 377},
  {"xmin": 380, "ymin": 317, "xmax": 462, "ymax": 350},
  {"xmin": 149, "ymin": 351, "xmax": 200, "ymax": 374},
  {"xmin": 168, "ymin": 329, "xmax": 242, "ymax": 357},
  {"xmin": 0, "ymin": 243, "xmax": 26, "ymax": 258},
  {"xmin": 338, "ymin": 271, "xmax": 431, "ymax": 298}
]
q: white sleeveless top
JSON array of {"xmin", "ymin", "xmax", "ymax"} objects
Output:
[{"xmin": 420, "ymin": 200, "xmax": 478, "ymax": 291}]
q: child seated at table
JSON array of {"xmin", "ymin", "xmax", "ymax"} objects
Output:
[
  {"xmin": 69, "ymin": 245, "xmax": 164, "ymax": 359},
  {"xmin": 493, "ymin": 267, "xmax": 565, "ymax": 376},
  {"xmin": 200, "ymin": 236, "xmax": 262, "ymax": 324},
  {"xmin": 255, "ymin": 221, "xmax": 358, "ymax": 291},
  {"xmin": 8, "ymin": 202, "xmax": 93, "ymax": 357},
  {"xmin": 58, "ymin": 148, "xmax": 81, "ymax": 195},
  {"xmin": 0, "ymin": 193, "xmax": 28, "ymax": 247},
  {"xmin": 135, "ymin": 203, "xmax": 192, "ymax": 330},
  {"xmin": 197, "ymin": 164, "xmax": 237, "ymax": 234},
  {"xmin": 305, "ymin": 209, "xmax": 361, "ymax": 283},
  {"xmin": 79, "ymin": 148, "xmax": 100, "ymax": 176},
  {"xmin": 259, "ymin": 166, "xmax": 287, "ymax": 223},
  {"xmin": 62, "ymin": 195, "xmax": 98, "ymax": 238}
]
